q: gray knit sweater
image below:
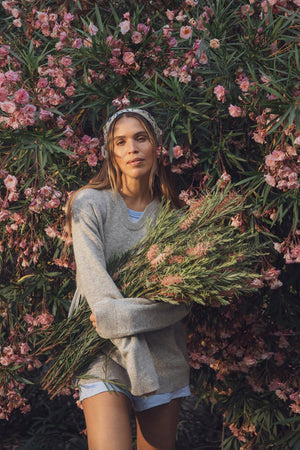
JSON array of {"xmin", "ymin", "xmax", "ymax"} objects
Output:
[{"xmin": 70, "ymin": 188, "xmax": 190, "ymax": 396}]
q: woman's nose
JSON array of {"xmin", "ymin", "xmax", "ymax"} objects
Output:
[{"xmin": 126, "ymin": 139, "xmax": 137, "ymax": 153}]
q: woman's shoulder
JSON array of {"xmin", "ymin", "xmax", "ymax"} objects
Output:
[{"xmin": 72, "ymin": 188, "xmax": 113, "ymax": 214}]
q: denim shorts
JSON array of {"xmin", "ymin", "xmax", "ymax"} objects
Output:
[{"xmin": 79, "ymin": 382, "xmax": 191, "ymax": 412}]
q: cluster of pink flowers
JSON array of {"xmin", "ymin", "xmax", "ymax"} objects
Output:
[
  {"xmin": 264, "ymin": 144, "xmax": 299, "ymax": 191},
  {"xmin": 59, "ymin": 132, "xmax": 101, "ymax": 167},
  {"xmin": 146, "ymin": 244, "xmax": 173, "ymax": 267},
  {"xmin": 227, "ymin": 421, "xmax": 257, "ymax": 445},
  {"xmin": 187, "ymin": 296, "xmax": 299, "ymax": 422},
  {"xmin": 274, "ymin": 230, "xmax": 300, "ymax": 264},
  {"xmin": 0, "ymin": 68, "xmax": 36, "ymax": 129},
  {"xmin": 0, "ymin": 52, "xmax": 77, "ymax": 129},
  {"xmin": 23, "ymin": 311, "xmax": 54, "ymax": 333},
  {"xmin": 0, "ymin": 308, "xmax": 53, "ymax": 419},
  {"xmin": 158, "ymin": 145, "xmax": 199, "ymax": 174},
  {"xmin": 25, "ymin": 184, "xmax": 62, "ymax": 213}
]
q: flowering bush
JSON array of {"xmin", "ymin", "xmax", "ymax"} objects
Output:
[{"xmin": 0, "ymin": 0, "xmax": 299, "ymax": 447}]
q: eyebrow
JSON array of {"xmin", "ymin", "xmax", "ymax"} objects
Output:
[{"xmin": 113, "ymin": 131, "xmax": 148, "ymax": 140}]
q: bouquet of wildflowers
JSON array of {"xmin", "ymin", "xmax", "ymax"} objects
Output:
[{"xmin": 37, "ymin": 186, "xmax": 265, "ymax": 398}]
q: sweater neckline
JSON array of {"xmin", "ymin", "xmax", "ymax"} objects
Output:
[{"xmin": 116, "ymin": 192, "xmax": 159, "ymax": 230}]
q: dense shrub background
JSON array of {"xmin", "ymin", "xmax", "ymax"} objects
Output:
[{"xmin": 0, "ymin": 0, "xmax": 299, "ymax": 448}]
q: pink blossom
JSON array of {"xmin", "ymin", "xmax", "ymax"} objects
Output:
[
  {"xmin": 0, "ymin": 210, "xmax": 10, "ymax": 221},
  {"xmin": 132, "ymin": 31, "xmax": 142, "ymax": 44},
  {"xmin": 63, "ymin": 12, "xmax": 74, "ymax": 23},
  {"xmin": 264, "ymin": 174, "xmax": 276, "ymax": 186},
  {"xmin": 250, "ymin": 278, "xmax": 264, "ymax": 288},
  {"xmin": 4, "ymin": 174, "xmax": 18, "ymax": 191},
  {"xmin": 20, "ymin": 342, "xmax": 30, "ymax": 355},
  {"xmin": 37, "ymin": 12, "xmax": 48, "ymax": 23},
  {"xmin": 5, "ymin": 70, "xmax": 20, "ymax": 82},
  {"xmin": 39, "ymin": 109, "xmax": 54, "ymax": 121},
  {"xmin": 214, "ymin": 84, "xmax": 226, "ymax": 102},
  {"xmin": 166, "ymin": 9, "xmax": 175, "ymax": 20},
  {"xmin": 37, "ymin": 77, "xmax": 48, "ymax": 88},
  {"xmin": 180, "ymin": 26, "xmax": 193, "ymax": 39},
  {"xmin": 87, "ymin": 153, "xmax": 98, "ymax": 166},
  {"xmin": 8, "ymin": 191, "xmax": 19, "ymax": 202},
  {"xmin": 119, "ymin": 20, "xmax": 130, "ymax": 35},
  {"xmin": 264, "ymin": 267, "xmax": 281, "ymax": 280},
  {"xmin": 228, "ymin": 104, "xmax": 243, "ymax": 117},
  {"xmin": 269, "ymin": 279, "xmax": 283, "ymax": 289},
  {"xmin": 13, "ymin": 18, "xmax": 22, "ymax": 27},
  {"xmin": 72, "ymin": 38, "xmax": 82, "ymax": 49},
  {"xmin": 0, "ymin": 101, "xmax": 16, "ymax": 114},
  {"xmin": 137, "ymin": 23, "xmax": 149, "ymax": 35},
  {"xmin": 176, "ymin": 11, "xmax": 187, "ymax": 22},
  {"xmin": 123, "ymin": 52, "xmax": 135, "ymax": 65},
  {"xmin": 199, "ymin": 51, "xmax": 208, "ymax": 64},
  {"xmin": 60, "ymin": 57, "xmax": 72, "ymax": 67},
  {"xmin": 54, "ymin": 77, "xmax": 67, "ymax": 88},
  {"xmin": 172, "ymin": 145, "xmax": 184, "ymax": 159},
  {"xmin": 210, "ymin": 38, "xmax": 220, "ymax": 48},
  {"xmin": 168, "ymin": 38, "xmax": 178, "ymax": 48},
  {"xmin": 161, "ymin": 275, "xmax": 184, "ymax": 286},
  {"xmin": 88, "ymin": 22, "xmax": 98, "ymax": 36},
  {"xmin": 186, "ymin": 0, "xmax": 198, "ymax": 5},
  {"xmin": 231, "ymin": 214, "xmax": 242, "ymax": 227},
  {"xmin": 14, "ymin": 88, "xmax": 29, "ymax": 104}
]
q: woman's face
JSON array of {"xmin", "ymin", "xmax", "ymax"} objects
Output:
[{"xmin": 112, "ymin": 116, "xmax": 156, "ymax": 184}]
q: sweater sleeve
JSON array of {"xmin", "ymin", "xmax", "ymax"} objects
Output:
[{"xmin": 71, "ymin": 204, "xmax": 188, "ymax": 340}]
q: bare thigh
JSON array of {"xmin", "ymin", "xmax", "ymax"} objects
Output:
[
  {"xmin": 82, "ymin": 391, "xmax": 132, "ymax": 450},
  {"xmin": 135, "ymin": 398, "xmax": 182, "ymax": 450}
]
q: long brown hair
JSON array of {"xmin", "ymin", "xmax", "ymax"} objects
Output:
[{"xmin": 65, "ymin": 111, "xmax": 180, "ymax": 233}]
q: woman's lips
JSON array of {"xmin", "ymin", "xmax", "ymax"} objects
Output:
[{"xmin": 127, "ymin": 158, "xmax": 144, "ymax": 166}]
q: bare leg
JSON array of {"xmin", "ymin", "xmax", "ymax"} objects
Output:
[
  {"xmin": 82, "ymin": 391, "xmax": 132, "ymax": 450},
  {"xmin": 135, "ymin": 398, "xmax": 182, "ymax": 450}
]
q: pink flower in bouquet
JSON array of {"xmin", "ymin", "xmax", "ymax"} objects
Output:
[
  {"xmin": 161, "ymin": 275, "xmax": 184, "ymax": 286},
  {"xmin": 231, "ymin": 214, "xmax": 242, "ymax": 227},
  {"xmin": 186, "ymin": 0, "xmax": 198, "ymax": 5},
  {"xmin": 228, "ymin": 104, "xmax": 243, "ymax": 117},
  {"xmin": 119, "ymin": 20, "xmax": 130, "ymax": 35},
  {"xmin": 180, "ymin": 26, "xmax": 192, "ymax": 39}
]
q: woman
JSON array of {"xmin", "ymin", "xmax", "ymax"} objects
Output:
[{"xmin": 67, "ymin": 108, "xmax": 190, "ymax": 450}]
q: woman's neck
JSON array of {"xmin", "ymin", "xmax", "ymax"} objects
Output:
[{"xmin": 120, "ymin": 179, "xmax": 152, "ymax": 211}]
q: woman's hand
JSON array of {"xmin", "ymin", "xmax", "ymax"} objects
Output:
[{"xmin": 90, "ymin": 312, "xmax": 97, "ymax": 330}]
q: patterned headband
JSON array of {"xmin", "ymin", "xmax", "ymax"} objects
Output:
[{"xmin": 101, "ymin": 108, "xmax": 162, "ymax": 159}]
